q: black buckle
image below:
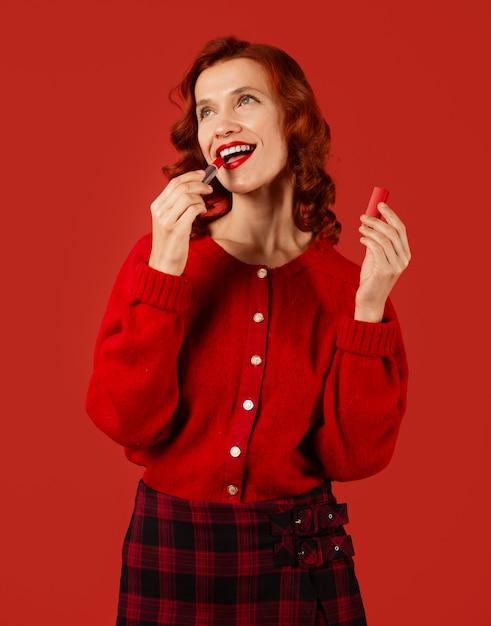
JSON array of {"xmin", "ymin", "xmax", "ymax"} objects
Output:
[
  {"xmin": 271, "ymin": 502, "xmax": 349, "ymax": 537},
  {"xmin": 293, "ymin": 506, "xmax": 318, "ymax": 536},
  {"xmin": 296, "ymin": 537, "xmax": 322, "ymax": 567},
  {"xmin": 296, "ymin": 535, "xmax": 355, "ymax": 569}
]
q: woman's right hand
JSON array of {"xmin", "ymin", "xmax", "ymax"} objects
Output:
[{"xmin": 148, "ymin": 170, "xmax": 212, "ymax": 275}]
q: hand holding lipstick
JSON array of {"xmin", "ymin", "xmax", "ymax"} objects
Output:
[
  {"xmin": 355, "ymin": 201, "xmax": 411, "ymax": 322},
  {"xmin": 148, "ymin": 170, "xmax": 214, "ymax": 276}
]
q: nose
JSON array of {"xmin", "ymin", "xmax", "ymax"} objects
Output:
[{"xmin": 213, "ymin": 111, "xmax": 241, "ymax": 138}]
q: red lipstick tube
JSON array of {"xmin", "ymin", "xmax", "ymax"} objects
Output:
[
  {"xmin": 365, "ymin": 187, "xmax": 389, "ymax": 218},
  {"xmin": 202, "ymin": 157, "xmax": 225, "ymax": 184}
]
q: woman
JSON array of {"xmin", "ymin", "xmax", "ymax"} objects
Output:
[{"xmin": 87, "ymin": 36, "xmax": 410, "ymax": 626}]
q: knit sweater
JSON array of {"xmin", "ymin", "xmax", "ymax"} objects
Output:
[{"xmin": 86, "ymin": 233, "xmax": 408, "ymax": 503}]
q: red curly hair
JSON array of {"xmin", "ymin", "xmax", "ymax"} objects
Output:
[{"xmin": 163, "ymin": 36, "xmax": 340, "ymax": 244}]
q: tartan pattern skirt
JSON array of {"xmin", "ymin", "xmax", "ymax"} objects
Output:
[{"xmin": 116, "ymin": 480, "xmax": 367, "ymax": 626}]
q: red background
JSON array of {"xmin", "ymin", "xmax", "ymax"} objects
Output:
[{"xmin": 2, "ymin": 0, "xmax": 490, "ymax": 624}]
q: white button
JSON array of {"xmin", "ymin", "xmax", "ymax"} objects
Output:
[
  {"xmin": 334, "ymin": 545, "xmax": 340, "ymax": 551},
  {"xmin": 230, "ymin": 446, "xmax": 241, "ymax": 458},
  {"xmin": 250, "ymin": 355, "xmax": 262, "ymax": 366},
  {"xmin": 227, "ymin": 484, "xmax": 239, "ymax": 496},
  {"xmin": 253, "ymin": 312, "xmax": 265, "ymax": 323},
  {"xmin": 328, "ymin": 513, "xmax": 333, "ymax": 519},
  {"xmin": 242, "ymin": 399, "xmax": 254, "ymax": 411},
  {"xmin": 256, "ymin": 268, "xmax": 268, "ymax": 278}
]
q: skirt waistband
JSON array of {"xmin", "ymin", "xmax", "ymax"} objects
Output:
[
  {"xmin": 134, "ymin": 480, "xmax": 353, "ymax": 569},
  {"xmin": 137, "ymin": 479, "xmax": 337, "ymax": 520}
]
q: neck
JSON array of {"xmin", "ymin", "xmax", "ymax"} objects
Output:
[{"xmin": 208, "ymin": 186, "xmax": 312, "ymax": 267}]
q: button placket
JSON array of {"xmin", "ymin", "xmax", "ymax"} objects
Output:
[{"xmin": 223, "ymin": 266, "xmax": 269, "ymax": 500}]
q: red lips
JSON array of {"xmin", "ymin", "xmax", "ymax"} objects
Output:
[{"xmin": 215, "ymin": 141, "xmax": 256, "ymax": 170}]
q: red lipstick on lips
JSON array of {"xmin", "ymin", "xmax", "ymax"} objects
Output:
[{"xmin": 216, "ymin": 141, "xmax": 256, "ymax": 170}]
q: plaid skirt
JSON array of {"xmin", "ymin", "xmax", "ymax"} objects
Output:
[{"xmin": 117, "ymin": 480, "xmax": 367, "ymax": 626}]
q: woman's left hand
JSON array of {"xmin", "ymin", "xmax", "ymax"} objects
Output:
[{"xmin": 354, "ymin": 202, "xmax": 411, "ymax": 322}]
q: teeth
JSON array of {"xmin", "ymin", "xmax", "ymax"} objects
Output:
[{"xmin": 219, "ymin": 144, "xmax": 255, "ymax": 159}]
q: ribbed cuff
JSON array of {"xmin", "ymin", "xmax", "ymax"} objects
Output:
[
  {"xmin": 336, "ymin": 316, "xmax": 396, "ymax": 357},
  {"xmin": 131, "ymin": 262, "xmax": 192, "ymax": 312}
]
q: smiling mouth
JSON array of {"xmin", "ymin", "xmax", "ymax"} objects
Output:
[{"xmin": 218, "ymin": 144, "xmax": 256, "ymax": 163}]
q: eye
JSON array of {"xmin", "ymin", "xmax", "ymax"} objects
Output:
[
  {"xmin": 197, "ymin": 106, "xmax": 214, "ymax": 121},
  {"xmin": 238, "ymin": 94, "xmax": 259, "ymax": 107}
]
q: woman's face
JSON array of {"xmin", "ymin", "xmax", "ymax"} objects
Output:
[{"xmin": 195, "ymin": 58, "xmax": 289, "ymax": 195}]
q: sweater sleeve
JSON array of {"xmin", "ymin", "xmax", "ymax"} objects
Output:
[
  {"xmin": 316, "ymin": 299, "xmax": 408, "ymax": 481},
  {"xmin": 86, "ymin": 235, "xmax": 192, "ymax": 448}
]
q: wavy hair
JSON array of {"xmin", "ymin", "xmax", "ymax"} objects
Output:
[{"xmin": 163, "ymin": 36, "xmax": 340, "ymax": 243}]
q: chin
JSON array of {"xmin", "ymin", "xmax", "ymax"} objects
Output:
[
  {"xmin": 232, "ymin": 172, "xmax": 287, "ymax": 195},
  {"xmin": 224, "ymin": 177, "xmax": 260, "ymax": 195}
]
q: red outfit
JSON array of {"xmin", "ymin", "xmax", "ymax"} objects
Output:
[{"xmin": 86, "ymin": 233, "xmax": 408, "ymax": 503}]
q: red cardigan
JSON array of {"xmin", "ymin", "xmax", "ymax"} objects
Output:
[{"xmin": 86, "ymin": 234, "xmax": 408, "ymax": 502}]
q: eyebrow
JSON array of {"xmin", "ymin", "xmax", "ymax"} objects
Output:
[{"xmin": 195, "ymin": 86, "xmax": 264, "ymax": 108}]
